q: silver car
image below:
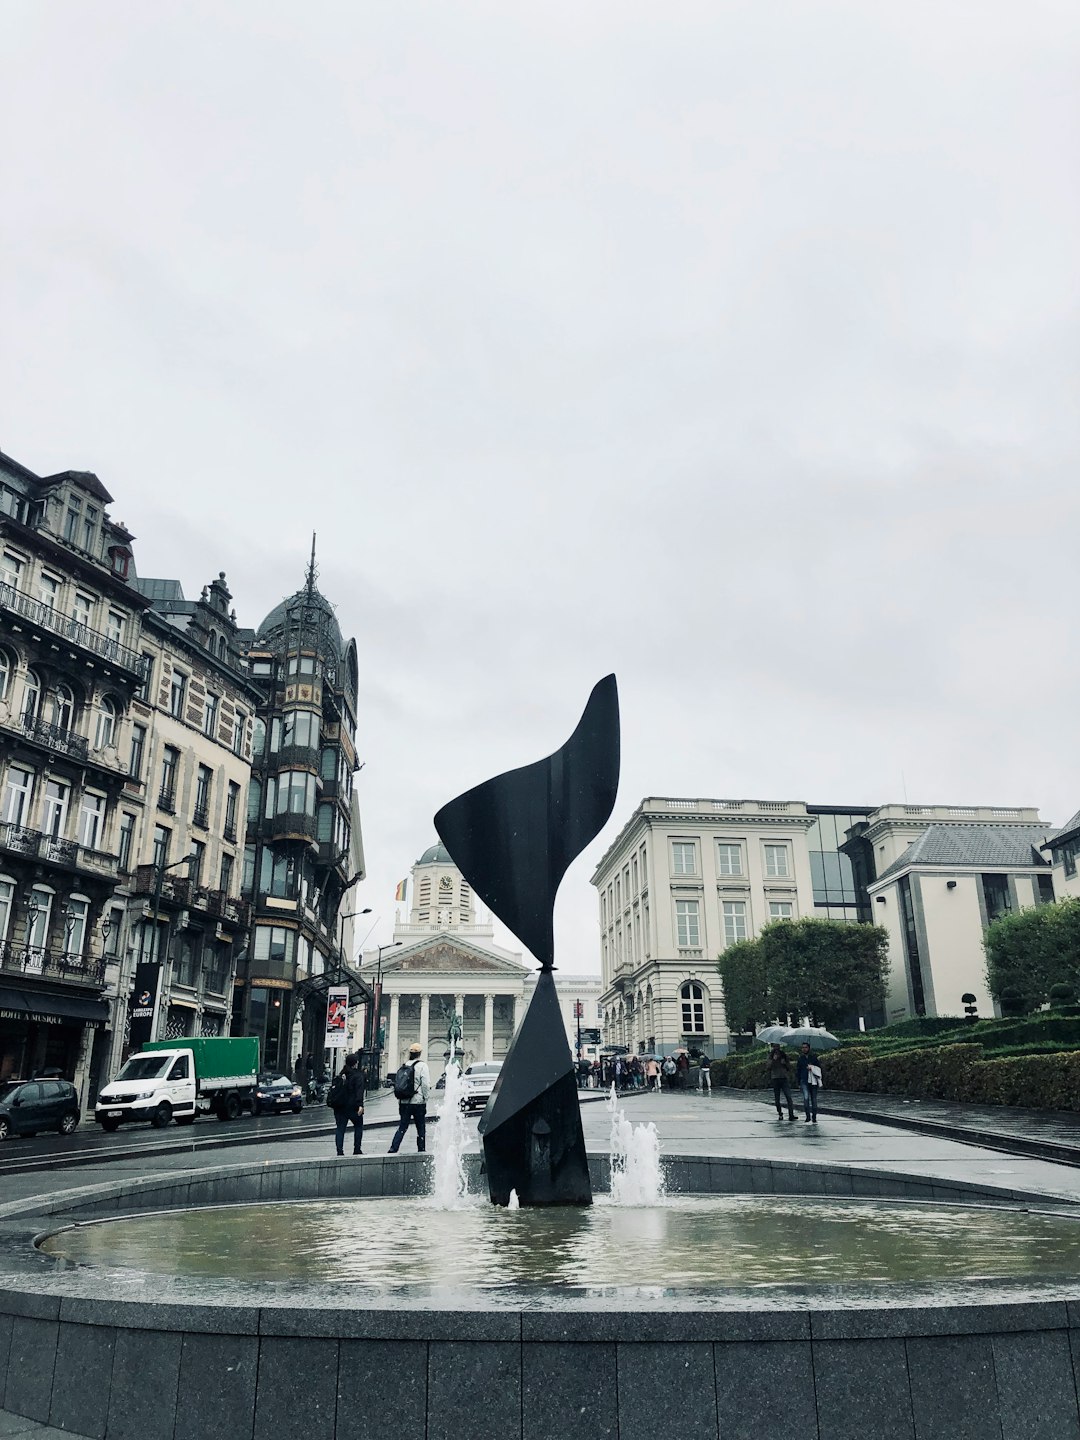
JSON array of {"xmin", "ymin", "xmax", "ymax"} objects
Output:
[{"xmin": 460, "ymin": 1061, "xmax": 502, "ymax": 1112}]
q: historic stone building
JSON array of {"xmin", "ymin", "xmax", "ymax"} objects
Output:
[
  {"xmin": 0, "ymin": 452, "xmax": 145, "ymax": 1097},
  {"xmin": 233, "ymin": 561, "xmax": 368, "ymax": 1075},
  {"xmin": 361, "ymin": 843, "xmax": 530, "ymax": 1080}
]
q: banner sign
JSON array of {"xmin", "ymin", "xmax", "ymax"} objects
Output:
[
  {"xmin": 127, "ymin": 961, "xmax": 162, "ymax": 1055},
  {"xmin": 324, "ymin": 985, "xmax": 349, "ymax": 1048}
]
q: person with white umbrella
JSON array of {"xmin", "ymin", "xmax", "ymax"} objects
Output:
[
  {"xmin": 796, "ymin": 1042, "xmax": 822, "ymax": 1123},
  {"xmin": 766, "ymin": 1044, "xmax": 796, "ymax": 1121}
]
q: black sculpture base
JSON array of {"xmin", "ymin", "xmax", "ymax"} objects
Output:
[{"xmin": 478, "ymin": 969, "xmax": 592, "ymax": 1207}]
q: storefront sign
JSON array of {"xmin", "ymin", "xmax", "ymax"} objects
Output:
[
  {"xmin": 324, "ymin": 985, "xmax": 349, "ymax": 1048},
  {"xmin": 128, "ymin": 961, "xmax": 162, "ymax": 1053}
]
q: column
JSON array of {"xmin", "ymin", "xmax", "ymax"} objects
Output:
[
  {"xmin": 388, "ymin": 993, "xmax": 400, "ymax": 1072},
  {"xmin": 455, "ymin": 993, "xmax": 465, "ymax": 1057},
  {"xmin": 484, "ymin": 993, "xmax": 494, "ymax": 1060},
  {"xmin": 419, "ymin": 993, "xmax": 430, "ymax": 1056},
  {"xmin": 513, "ymin": 993, "xmax": 524, "ymax": 1030}
]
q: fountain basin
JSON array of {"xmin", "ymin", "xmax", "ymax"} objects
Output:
[{"xmin": 3, "ymin": 1152, "xmax": 1080, "ymax": 1439}]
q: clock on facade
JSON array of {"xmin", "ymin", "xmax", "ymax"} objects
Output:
[{"xmin": 440, "ymin": 875, "xmax": 453, "ymax": 890}]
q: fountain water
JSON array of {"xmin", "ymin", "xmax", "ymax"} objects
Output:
[
  {"xmin": 430, "ymin": 1062, "xmax": 472, "ymax": 1209},
  {"xmin": 607, "ymin": 1085, "xmax": 664, "ymax": 1206}
]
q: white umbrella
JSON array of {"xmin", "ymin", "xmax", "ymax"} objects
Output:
[
  {"xmin": 777, "ymin": 1026, "xmax": 840, "ymax": 1051},
  {"xmin": 755, "ymin": 1025, "xmax": 791, "ymax": 1046}
]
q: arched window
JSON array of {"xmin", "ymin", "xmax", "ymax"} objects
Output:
[
  {"xmin": 22, "ymin": 669, "xmax": 41, "ymax": 725},
  {"xmin": 26, "ymin": 885, "xmax": 54, "ymax": 959},
  {"xmin": 47, "ymin": 684, "xmax": 74, "ymax": 732},
  {"xmin": 0, "ymin": 648, "xmax": 13, "ymax": 702},
  {"xmin": 680, "ymin": 981, "xmax": 708, "ymax": 1035},
  {"xmin": 94, "ymin": 695, "xmax": 118, "ymax": 750}
]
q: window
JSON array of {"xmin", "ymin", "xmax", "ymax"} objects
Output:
[
  {"xmin": 38, "ymin": 573, "xmax": 60, "ymax": 611},
  {"xmin": 72, "ymin": 592, "xmax": 93, "ymax": 629},
  {"xmin": 106, "ymin": 611, "xmax": 124, "ymax": 647},
  {"xmin": 117, "ymin": 811, "xmax": 136, "ymax": 872},
  {"xmin": 224, "ymin": 781, "xmax": 239, "ymax": 841},
  {"xmin": 159, "ymin": 747, "xmax": 179, "ymax": 809},
  {"xmin": 26, "ymin": 887, "xmax": 53, "ymax": 953},
  {"xmin": 723, "ymin": 901, "xmax": 748, "ymax": 943},
  {"xmin": 188, "ymin": 841, "xmax": 205, "ymax": 887},
  {"xmin": 21, "ymin": 669, "xmax": 41, "ymax": 725},
  {"xmin": 763, "ymin": 844, "xmax": 790, "ymax": 878},
  {"xmin": 1038, "ymin": 875, "xmax": 1056, "ymax": 904},
  {"xmin": 194, "ymin": 765, "xmax": 212, "ymax": 826},
  {"xmin": 675, "ymin": 899, "xmax": 700, "ymax": 947},
  {"xmin": 251, "ymin": 717, "xmax": 266, "ymax": 757},
  {"xmin": 169, "ymin": 670, "xmax": 186, "ymax": 719},
  {"xmin": 252, "ymin": 660, "xmax": 272, "ymax": 677},
  {"xmin": 768, "ymin": 901, "xmax": 793, "ymax": 920},
  {"xmin": 717, "ymin": 843, "xmax": 742, "ymax": 876},
  {"xmin": 203, "ymin": 693, "xmax": 219, "ymax": 739},
  {"xmin": 671, "ymin": 841, "xmax": 697, "ymax": 875},
  {"xmin": 282, "ymin": 709, "xmax": 319, "ymax": 749},
  {"xmin": 1064, "ymin": 844, "xmax": 1077, "ymax": 880},
  {"xmin": 981, "ymin": 873, "xmax": 1012, "ymax": 924},
  {"xmin": 78, "ymin": 793, "xmax": 105, "ymax": 849},
  {"xmin": 219, "ymin": 852, "xmax": 235, "ymax": 895},
  {"xmin": 129, "ymin": 723, "xmax": 146, "ymax": 779},
  {"xmin": 136, "ymin": 653, "xmax": 154, "ymax": 702},
  {"xmin": 287, "ymin": 655, "xmax": 316, "ymax": 676},
  {"xmin": 680, "ymin": 981, "xmax": 706, "ymax": 1034},
  {"xmin": 0, "ymin": 551, "xmax": 23, "ymax": 590},
  {"xmin": 47, "ymin": 684, "xmax": 75, "ymax": 732},
  {"xmin": 242, "ymin": 844, "xmax": 256, "ymax": 894},
  {"xmin": 64, "ymin": 501, "xmax": 81, "ymax": 542},
  {"xmin": 83, "ymin": 507, "xmax": 98, "ymax": 554},
  {"xmin": 0, "ymin": 648, "xmax": 12, "ymax": 702},
  {"xmin": 94, "ymin": 695, "xmax": 118, "ymax": 750},
  {"xmin": 63, "ymin": 896, "xmax": 89, "ymax": 956},
  {"xmin": 42, "ymin": 779, "xmax": 70, "ymax": 839},
  {"xmin": 277, "ymin": 771, "xmax": 316, "ymax": 816},
  {"xmin": 232, "ymin": 710, "xmax": 245, "ymax": 755},
  {"xmin": 152, "ymin": 824, "xmax": 171, "ymax": 868},
  {"xmin": 2, "ymin": 766, "xmax": 34, "ymax": 826}
]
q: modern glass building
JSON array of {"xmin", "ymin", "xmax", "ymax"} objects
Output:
[{"xmin": 804, "ymin": 805, "xmax": 876, "ymax": 923}]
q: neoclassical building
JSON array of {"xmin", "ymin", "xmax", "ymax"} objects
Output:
[{"xmin": 362, "ymin": 844, "xmax": 605, "ymax": 1077}]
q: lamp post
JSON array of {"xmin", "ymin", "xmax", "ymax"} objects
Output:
[
  {"xmin": 147, "ymin": 852, "xmax": 197, "ymax": 1043},
  {"xmin": 370, "ymin": 941, "xmax": 401, "ymax": 1084}
]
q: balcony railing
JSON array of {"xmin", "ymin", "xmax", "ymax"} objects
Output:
[
  {"xmin": 20, "ymin": 717, "xmax": 90, "ymax": 761},
  {"xmin": 223, "ymin": 821, "xmax": 237, "ymax": 843},
  {"xmin": 0, "ymin": 939, "xmax": 107, "ymax": 987},
  {"xmin": 131, "ymin": 864, "xmax": 192, "ymax": 905},
  {"xmin": 192, "ymin": 888, "xmax": 250, "ymax": 927},
  {"xmin": 0, "ymin": 582, "xmax": 147, "ymax": 679},
  {"xmin": 192, "ymin": 803, "xmax": 210, "ymax": 829},
  {"xmin": 262, "ymin": 812, "xmax": 317, "ymax": 842},
  {"xmin": 0, "ymin": 824, "xmax": 118, "ymax": 878},
  {"xmin": 275, "ymin": 744, "xmax": 320, "ymax": 771},
  {"xmin": 158, "ymin": 785, "xmax": 176, "ymax": 814}
]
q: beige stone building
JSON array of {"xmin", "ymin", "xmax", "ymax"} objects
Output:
[{"xmin": 1041, "ymin": 807, "xmax": 1080, "ymax": 902}]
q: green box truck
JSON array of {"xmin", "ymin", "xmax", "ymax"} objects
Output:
[{"xmin": 94, "ymin": 1036, "xmax": 260, "ymax": 1131}]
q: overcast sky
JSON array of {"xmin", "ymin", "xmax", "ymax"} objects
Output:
[{"xmin": 2, "ymin": 2, "xmax": 1078, "ymax": 973}]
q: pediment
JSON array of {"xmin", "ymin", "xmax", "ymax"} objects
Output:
[{"xmin": 378, "ymin": 937, "xmax": 529, "ymax": 976}]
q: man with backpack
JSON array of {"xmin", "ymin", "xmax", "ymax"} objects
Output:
[
  {"xmin": 388, "ymin": 1042, "xmax": 430, "ymax": 1153},
  {"xmin": 328, "ymin": 1052, "xmax": 365, "ymax": 1156}
]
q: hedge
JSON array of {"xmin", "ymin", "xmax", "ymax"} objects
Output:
[{"xmin": 717, "ymin": 1043, "xmax": 1080, "ymax": 1111}]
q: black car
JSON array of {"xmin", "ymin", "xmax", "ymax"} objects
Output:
[
  {"xmin": 0, "ymin": 1078, "xmax": 81, "ymax": 1139},
  {"xmin": 252, "ymin": 1073, "xmax": 303, "ymax": 1116}
]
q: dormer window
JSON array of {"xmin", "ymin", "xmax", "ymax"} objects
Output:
[
  {"xmin": 83, "ymin": 506, "xmax": 98, "ymax": 553},
  {"xmin": 64, "ymin": 498, "xmax": 81, "ymax": 543},
  {"xmin": 107, "ymin": 545, "xmax": 130, "ymax": 578}
]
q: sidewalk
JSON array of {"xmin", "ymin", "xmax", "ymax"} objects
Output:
[
  {"xmin": 734, "ymin": 1085, "xmax": 1080, "ymax": 1166},
  {"xmin": 0, "ymin": 1408, "xmax": 91, "ymax": 1440}
]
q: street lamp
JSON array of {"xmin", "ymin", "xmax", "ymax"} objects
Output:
[{"xmin": 147, "ymin": 852, "xmax": 197, "ymax": 1041}]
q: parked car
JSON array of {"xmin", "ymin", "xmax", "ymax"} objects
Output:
[
  {"xmin": 460, "ymin": 1061, "xmax": 502, "ymax": 1112},
  {"xmin": 252, "ymin": 1073, "xmax": 304, "ymax": 1116},
  {"xmin": 0, "ymin": 1078, "xmax": 81, "ymax": 1140}
]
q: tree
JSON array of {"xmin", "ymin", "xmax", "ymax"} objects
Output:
[
  {"xmin": 717, "ymin": 919, "xmax": 889, "ymax": 1031},
  {"xmin": 984, "ymin": 899, "xmax": 1080, "ymax": 1013},
  {"xmin": 716, "ymin": 938, "xmax": 768, "ymax": 1032}
]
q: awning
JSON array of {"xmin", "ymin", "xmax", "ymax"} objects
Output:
[{"xmin": 0, "ymin": 985, "xmax": 109, "ymax": 1028}]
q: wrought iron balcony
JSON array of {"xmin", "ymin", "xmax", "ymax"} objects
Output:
[
  {"xmin": 158, "ymin": 784, "xmax": 176, "ymax": 814},
  {"xmin": 192, "ymin": 888, "xmax": 250, "ymax": 927},
  {"xmin": 192, "ymin": 803, "xmax": 210, "ymax": 829},
  {"xmin": 0, "ymin": 939, "xmax": 107, "ymax": 987},
  {"xmin": 261, "ymin": 812, "xmax": 318, "ymax": 842},
  {"xmin": 223, "ymin": 821, "xmax": 237, "ymax": 843},
  {"xmin": 0, "ymin": 823, "xmax": 118, "ymax": 879},
  {"xmin": 0, "ymin": 582, "xmax": 147, "ymax": 681},
  {"xmin": 20, "ymin": 717, "xmax": 90, "ymax": 761},
  {"xmin": 131, "ymin": 864, "xmax": 192, "ymax": 905}
]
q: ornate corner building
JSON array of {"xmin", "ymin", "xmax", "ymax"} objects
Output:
[{"xmin": 233, "ymin": 563, "xmax": 369, "ymax": 1075}]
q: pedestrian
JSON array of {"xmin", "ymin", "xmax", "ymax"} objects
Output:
[
  {"xmin": 796, "ymin": 1042, "xmax": 820, "ymax": 1123},
  {"xmin": 645, "ymin": 1057, "xmax": 659, "ymax": 1091},
  {"xmin": 591, "ymin": 1060, "xmax": 601, "ymax": 1088},
  {"xmin": 388, "ymin": 1042, "xmax": 430, "ymax": 1153},
  {"xmin": 328, "ymin": 1052, "xmax": 365, "ymax": 1156},
  {"xmin": 661, "ymin": 1055, "xmax": 677, "ymax": 1090},
  {"xmin": 699, "ymin": 1056, "xmax": 711, "ymax": 1095},
  {"xmin": 676, "ymin": 1051, "xmax": 690, "ymax": 1090},
  {"xmin": 767, "ymin": 1045, "xmax": 796, "ymax": 1121}
]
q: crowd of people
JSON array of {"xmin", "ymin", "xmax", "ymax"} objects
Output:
[{"xmin": 576, "ymin": 1052, "xmax": 713, "ymax": 1093}]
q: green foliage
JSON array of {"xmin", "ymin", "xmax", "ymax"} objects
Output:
[
  {"xmin": 983, "ymin": 898, "xmax": 1080, "ymax": 1013},
  {"xmin": 716, "ymin": 918, "xmax": 889, "ymax": 1031},
  {"xmin": 715, "ymin": 939, "xmax": 768, "ymax": 1032}
]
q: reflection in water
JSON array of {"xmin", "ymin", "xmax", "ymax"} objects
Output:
[{"xmin": 40, "ymin": 1196, "xmax": 1080, "ymax": 1295}]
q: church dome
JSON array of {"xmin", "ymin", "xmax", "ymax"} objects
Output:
[{"xmin": 417, "ymin": 842, "xmax": 454, "ymax": 866}]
